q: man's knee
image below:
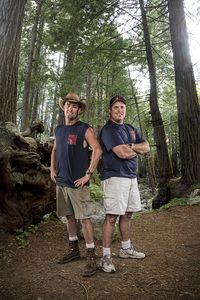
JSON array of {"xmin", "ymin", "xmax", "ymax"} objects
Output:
[
  {"xmin": 80, "ymin": 218, "xmax": 91, "ymax": 227},
  {"xmin": 106, "ymin": 214, "xmax": 117, "ymax": 225},
  {"xmin": 126, "ymin": 212, "xmax": 133, "ymax": 219},
  {"xmin": 66, "ymin": 215, "xmax": 76, "ymax": 223}
]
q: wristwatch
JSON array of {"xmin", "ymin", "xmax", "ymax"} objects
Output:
[{"xmin": 85, "ymin": 169, "xmax": 93, "ymax": 176}]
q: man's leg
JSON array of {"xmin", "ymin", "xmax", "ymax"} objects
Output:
[
  {"xmin": 81, "ymin": 218, "xmax": 94, "ymax": 244},
  {"xmin": 81, "ymin": 218, "xmax": 97, "ymax": 277},
  {"xmin": 119, "ymin": 212, "xmax": 132, "ymax": 242},
  {"xmin": 103, "ymin": 214, "xmax": 117, "ymax": 249},
  {"xmin": 66, "ymin": 215, "xmax": 78, "ymax": 238},
  {"xmin": 58, "ymin": 215, "xmax": 80, "ymax": 264},
  {"xmin": 118, "ymin": 212, "xmax": 145, "ymax": 259},
  {"xmin": 100, "ymin": 214, "xmax": 117, "ymax": 273}
]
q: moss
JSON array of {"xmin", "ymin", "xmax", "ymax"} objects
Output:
[
  {"xmin": 158, "ymin": 198, "xmax": 188, "ymax": 210},
  {"xmin": 185, "ymin": 184, "xmax": 200, "ymax": 196},
  {"xmin": 132, "ymin": 197, "xmax": 191, "ymax": 219}
]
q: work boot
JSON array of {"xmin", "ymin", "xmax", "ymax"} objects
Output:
[
  {"xmin": 83, "ymin": 248, "xmax": 97, "ymax": 277},
  {"xmin": 58, "ymin": 240, "xmax": 80, "ymax": 264}
]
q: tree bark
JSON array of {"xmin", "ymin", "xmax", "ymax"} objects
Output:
[
  {"xmin": 139, "ymin": 0, "xmax": 172, "ymax": 185},
  {"xmin": 31, "ymin": 14, "xmax": 45, "ymax": 126},
  {"xmin": 168, "ymin": 0, "xmax": 200, "ymax": 185},
  {"xmin": 128, "ymin": 68, "xmax": 143, "ymax": 134},
  {"xmin": 0, "ymin": 0, "xmax": 27, "ymax": 123},
  {"xmin": 21, "ymin": 0, "xmax": 44, "ymax": 131},
  {"xmin": 50, "ymin": 53, "xmax": 62, "ymax": 135},
  {"xmin": 57, "ymin": 40, "xmax": 77, "ymax": 125}
]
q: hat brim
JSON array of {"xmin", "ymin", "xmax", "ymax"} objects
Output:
[{"xmin": 58, "ymin": 98, "xmax": 86, "ymax": 114}]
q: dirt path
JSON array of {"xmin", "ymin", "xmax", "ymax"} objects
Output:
[{"xmin": 0, "ymin": 205, "xmax": 200, "ymax": 300}]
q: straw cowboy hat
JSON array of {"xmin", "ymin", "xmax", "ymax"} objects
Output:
[{"xmin": 59, "ymin": 92, "xmax": 86, "ymax": 113}]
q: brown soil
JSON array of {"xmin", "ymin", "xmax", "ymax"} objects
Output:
[{"xmin": 0, "ymin": 205, "xmax": 200, "ymax": 300}]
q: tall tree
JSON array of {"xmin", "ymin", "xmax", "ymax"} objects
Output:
[
  {"xmin": 21, "ymin": 0, "xmax": 44, "ymax": 131},
  {"xmin": 139, "ymin": 0, "xmax": 172, "ymax": 189},
  {"xmin": 0, "ymin": 0, "xmax": 27, "ymax": 123},
  {"xmin": 168, "ymin": 0, "xmax": 200, "ymax": 185}
]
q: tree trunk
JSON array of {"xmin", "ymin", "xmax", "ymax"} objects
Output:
[
  {"xmin": 171, "ymin": 130, "xmax": 180, "ymax": 177},
  {"xmin": 50, "ymin": 86, "xmax": 59, "ymax": 136},
  {"xmin": 50, "ymin": 53, "xmax": 62, "ymax": 134},
  {"xmin": 128, "ymin": 68, "xmax": 143, "ymax": 135},
  {"xmin": 139, "ymin": 0, "xmax": 172, "ymax": 186},
  {"xmin": 168, "ymin": 0, "xmax": 200, "ymax": 185},
  {"xmin": 57, "ymin": 40, "xmax": 77, "ymax": 125},
  {"xmin": 31, "ymin": 14, "xmax": 45, "ymax": 126},
  {"xmin": 21, "ymin": 0, "xmax": 44, "ymax": 131},
  {"xmin": 85, "ymin": 66, "xmax": 92, "ymax": 123},
  {"xmin": 30, "ymin": 88, "xmax": 40, "ymax": 125},
  {"xmin": 0, "ymin": 0, "xmax": 27, "ymax": 123}
]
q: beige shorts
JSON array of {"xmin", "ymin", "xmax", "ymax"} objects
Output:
[
  {"xmin": 56, "ymin": 186, "xmax": 93, "ymax": 219},
  {"xmin": 101, "ymin": 177, "xmax": 141, "ymax": 215}
]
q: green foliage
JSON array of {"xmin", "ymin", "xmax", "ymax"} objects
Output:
[
  {"xmin": 158, "ymin": 198, "xmax": 188, "ymax": 210},
  {"xmin": 15, "ymin": 224, "xmax": 38, "ymax": 248},
  {"xmin": 42, "ymin": 212, "xmax": 60, "ymax": 222},
  {"xmin": 14, "ymin": 212, "xmax": 61, "ymax": 249},
  {"xmin": 89, "ymin": 183, "xmax": 103, "ymax": 202},
  {"xmin": 185, "ymin": 184, "xmax": 200, "ymax": 195},
  {"xmin": 132, "ymin": 197, "xmax": 191, "ymax": 220},
  {"xmin": 0, "ymin": 246, "xmax": 6, "ymax": 258}
]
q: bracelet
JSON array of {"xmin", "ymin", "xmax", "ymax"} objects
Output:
[{"xmin": 85, "ymin": 169, "xmax": 93, "ymax": 176}]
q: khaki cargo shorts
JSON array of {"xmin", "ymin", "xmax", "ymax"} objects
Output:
[
  {"xmin": 56, "ymin": 185, "xmax": 93, "ymax": 219},
  {"xmin": 101, "ymin": 177, "xmax": 141, "ymax": 215}
]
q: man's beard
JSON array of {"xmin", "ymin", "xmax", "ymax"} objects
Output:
[{"xmin": 65, "ymin": 112, "xmax": 78, "ymax": 121}]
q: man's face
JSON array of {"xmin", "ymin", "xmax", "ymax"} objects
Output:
[
  {"xmin": 109, "ymin": 101, "xmax": 126, "ymax": 124},
  {"xmin": 64, "ymin": 101, "xmax": 80, "ymax": 120}
]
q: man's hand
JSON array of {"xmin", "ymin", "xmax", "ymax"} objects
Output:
[
  {"xmin": 50, "ymin": 170, "xmax": 56, "ymax": 183},
  {"xmin": 74, "ymin": 174, "xmax": 90, "ymax": 187}
]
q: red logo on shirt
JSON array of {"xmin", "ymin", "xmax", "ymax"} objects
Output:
[{"xmin": 68, "ymin": 134, "xmax": 77, "ymax": 145}]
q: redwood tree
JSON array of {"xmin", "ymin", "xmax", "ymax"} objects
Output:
[
  {"xmin": 139, "ymin": 0, "xmax": 173, "ymax": 186},
  {"xmin": 21, "ymin": 0, "xmax": 44, "ymax": 131},
  {"xmin": 0, "ymin": 0, "xmax": 27, "ymax": 123},
  {"xmin": 168, "ymin": 0, "xmax": 200, "ymax": 185}
]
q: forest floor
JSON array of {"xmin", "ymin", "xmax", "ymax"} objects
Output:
[{"xmin": 0, "ymin": 204, "xmax": 200, "ymax": 300}]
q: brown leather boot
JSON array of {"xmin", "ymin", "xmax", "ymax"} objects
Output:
[
  {"xmin": 58, "ymin": 240, "xmax": 80, "ymax": 264},
  {"xmin": 83, "ymin": 248, "xmax": 97, "ymax": 277}
]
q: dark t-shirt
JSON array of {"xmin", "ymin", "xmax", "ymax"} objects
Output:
[
  {"xmin": 54, "ymin": 121, "xmax": 91, "ymax": 188},
  {"xmin": 100, "ymin": 120, "xmax": 145, "ymax": 180}
]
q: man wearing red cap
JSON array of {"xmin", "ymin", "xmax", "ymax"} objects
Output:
[{"xmin": 99, "ymin": 95, "xmax": 150, "ymax": 273}]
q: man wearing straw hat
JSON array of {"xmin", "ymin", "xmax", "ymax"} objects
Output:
[{"xmin": 50, "ymin": 92, "xmax": 102, "ymax": 277}]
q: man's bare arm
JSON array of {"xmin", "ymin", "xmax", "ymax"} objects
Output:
[
  {"xmin": 85, "ymin": 127, "xmax": 102, "ymax": 173},
  {"xmin": 50, "ymin": 140, "xmax": 56, "ymax": 183},
  {"xmin": 129, "ymin": 140, "xmax": 150, "ymax": 155},
  {"xmin": 74, "ymin": 127, "xmax": 102, "ymax": 187},
  {"xmin": 112, "ymin": 140, "xmax": 150, "ymax": 159}
]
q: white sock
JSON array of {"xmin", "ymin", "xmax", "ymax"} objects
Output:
[
  {"xmin": 121, "ymin": 239, "xmax": 131, "ymax": 250},
  {"xmin": 69, "ymin": 236, "xmax": 78, "ymax": 241},
  {"xmin": 86, "ymin": 242, "xmax": 95, "ymax": 249},
  {"xmin": 103, "ymin": 247, "xmax": 111, "ymax": 257}
]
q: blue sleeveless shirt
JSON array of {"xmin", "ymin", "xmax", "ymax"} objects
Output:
[{"xmin": 54, "ymin": 121, "xmax": 91, "ymax": 188}]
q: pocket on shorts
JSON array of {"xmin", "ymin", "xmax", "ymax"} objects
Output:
[{"xmin": 78, "ymin": 186, "xmax": 91, "ymax": 203}]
